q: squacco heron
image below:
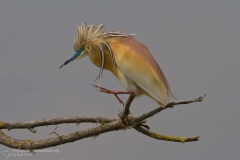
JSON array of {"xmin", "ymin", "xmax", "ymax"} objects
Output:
[{"xmin": 60, "ymin": 23, "xmax": 174, "ymax": 106}]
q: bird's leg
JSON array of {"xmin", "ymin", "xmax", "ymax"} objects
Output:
[
  {"xmin": 96, "ymin": 86, "xmax": 125, "ymax": 104},
  {"xmin": 93, "ymin": 85, "xmax": 132, "ymax": 94},
  {"xmin": 92, "ymin": 85, "xmax": 141, "ymax": 104}
]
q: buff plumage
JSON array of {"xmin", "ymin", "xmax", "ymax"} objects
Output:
[{"xmin": 60, "ymin": 23, "xmax": 173, "ymax": 106}]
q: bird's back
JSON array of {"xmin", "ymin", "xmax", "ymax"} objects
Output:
[{"xmin": 107, "ymin": 36, "xmax": 171, "ymax": 106}]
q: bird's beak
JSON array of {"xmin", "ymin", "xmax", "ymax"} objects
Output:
[{"xmin": 59, "ymin": 49, "xmax": 83, "ymax": 69}]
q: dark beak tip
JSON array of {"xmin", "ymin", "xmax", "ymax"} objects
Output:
[{"xmin": 59, "ymin": 64, "xmax": 64, "ymax": 69}]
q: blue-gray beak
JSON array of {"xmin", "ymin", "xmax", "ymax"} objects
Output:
[{"xmin": 59, "ymin": 49, "xmax": 83, "ymax": 69}]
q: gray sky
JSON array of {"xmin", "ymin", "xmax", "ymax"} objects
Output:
[{"xmin": 0, "ymin": 0, "xmax": 240, "ymax": 160}]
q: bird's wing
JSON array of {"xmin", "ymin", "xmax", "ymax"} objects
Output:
[{"xmin": 109, "ymin": 37, "xmax": 170, "ymax": 106}]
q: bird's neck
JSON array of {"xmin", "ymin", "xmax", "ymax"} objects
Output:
[{"xmin": 88, "ymin": 46, "xmax": 115, "ymax": 73}]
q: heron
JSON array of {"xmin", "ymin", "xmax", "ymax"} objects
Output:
[{"xmin": 59, "ymin": 23, "xmax": 174, "ymax": 107}]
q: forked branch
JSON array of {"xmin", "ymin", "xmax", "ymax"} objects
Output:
[{"xmin": 0, "ymin": 95, "xmax": 205, "ymax": 150}]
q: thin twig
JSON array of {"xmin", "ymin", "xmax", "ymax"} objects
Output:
[
  {"xmin": 134, "ymin": 94, "xmax": 206, "ymax": 124},
  {"xmin": 49, "ymin": 127, "xmax": 62, "ymax": 139},
  {"xmin": 28, "ymin": 128, "xmax": 37, "ymax": 133}
]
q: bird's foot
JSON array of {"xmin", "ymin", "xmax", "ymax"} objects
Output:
[
  {"xmin": 118, "ymin": 112, "xmax": 133, "ymax": 130},
  {"xmin": 118, "ymin": 117, "xmax": 130, "ymax": 130},
  {"xmin": 92, "ymin": 85, "xmax": 133, "ymax": 104}
]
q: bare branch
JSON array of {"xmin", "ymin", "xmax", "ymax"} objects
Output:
[
  {"xmin": 0, "ymin": 120, "xmax": 122, "ymax": 150},
  {"xmin": 134, "ymin": 125, "xmax": 199, "ymax": 143},
  {"xmin": 0, "ymin": 117, "xmax": 116, "ymax": 132},
  {"xmin": 0, "ymin": 95, "xmax": 205, "ymax": 150}
]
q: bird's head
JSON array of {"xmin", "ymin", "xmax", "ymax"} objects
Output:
[{"xmin": 59, "ymin": 22, "xmax": 104, "ymax": 69}]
